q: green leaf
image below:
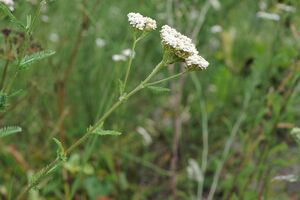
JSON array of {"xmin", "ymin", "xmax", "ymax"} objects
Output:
[
  {"xmin": 26, "ymin": 15, "xmax": 32, "ymax": 30},
  {"xmin": 147, "ymin": 86, "xmax": 170, "ymax": 93},
  {"xmin": 0, "ymin": 91, "xmax": 8, "ymax": 111},
  {"xmin": 0, "ymin": 126, "xmax": 22, "ymax": 138},
  {"xmin": 92, "ymin": 128, "xmax": 122, "ymax": 136},
  {"xmin": 0, "ymin": 3, "xmax": 25, "ymax": 30},
  {"xmin": 53, "ymin": 138, "xmax": 67, "ymax": 161},
  {"xmin": 19, "ymin": 50, "xmax": 56, "ymax": 68}
]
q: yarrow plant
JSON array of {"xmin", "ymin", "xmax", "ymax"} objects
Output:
[{"xmin": 16, "ymin": 12, "xmax": 209, "ymax": 199}]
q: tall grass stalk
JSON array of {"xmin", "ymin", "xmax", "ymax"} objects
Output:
[{"xmin": 207, "ymin": 94, "xmax": 250, "ymax": 200}]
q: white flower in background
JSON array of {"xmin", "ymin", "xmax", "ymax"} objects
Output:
[
  {"xmin": 259, "ymin": 1, "xmax": 267, "ymax": 11},
  {"xmin": 112, "ymin": 54, "xmax": 127, "ymax": 62},
  {"xmin": 186, "ymin": 159, "xmax": 203, "ymax": 182},
  {"xmin": 41, "ymin": 15, "xmax": 49, "ymax": 23},
  {"xmin": 272, "ymin": 174, "xmax": 297, "ymax": 183},
  {"xmin": 277, "ymin": 3, "xmax": 296, "ymax": 13},
  {"xmin": 112, "ymin": 48, "xmax": 135, "ymax": 62},
  {"xmin": 127, "ymin": 12, "xmax": 157, "ymax": 31},
  {"xmin": 0, "ymin": 0, "xmax": 14, "ymax": 11},
  {"xmin": 137, "ymin": 127, "xmax": 152, "ymax": 146},
  {"xmin": 49, "ymin": 33, "xmax": 59, "ymax": 42},
  {"xmin": 210, "ymin": 25, "xmax": 223, "ymax": 33},
  {"xmin": 256, "ymin": 11, "xmax": 280, "ymax": 21},
  {"xmin": 210, "ymin": 0, "xmax": 221, "ymax": 10},
  {"xmin": 186, "ymin": 54, "xmax": 209, "ymax": 70},
  {"xmin": 95, "ymin": 38, "xmax": 106, "ymax": 48},
  {"xmin": 121, "ymin": 48, "xmax": 133, "ymax": 57},
  {"xmin": 291, "ymin": 127, "xmax": 300, "ymax": 141}
]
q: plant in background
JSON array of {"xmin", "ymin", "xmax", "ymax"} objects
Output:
[
  {"xmin": 0, "ymin": 1, "xmax": 54, "ymax": 140},
  {"xmin": 12, "ymin": 11, "xmax": 209, "ymax": 199}
]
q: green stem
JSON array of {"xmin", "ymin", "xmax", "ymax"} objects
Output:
[
  {"xmin": 146, "ymin": 71, "xmax": 186, "ymax": 86},
  {"xmin": 0, "ymin": 59, "xmax": 10, "ymax": 90},
  {"xmin": 16, "ymin": 60, "xmax": 166, "ymax": 200},
  {"xmin": 122, "ymin": 34, "xmax": 137, "ymax": 94}
]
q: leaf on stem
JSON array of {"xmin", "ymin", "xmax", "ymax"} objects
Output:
[
  {"xmin": 146, "ymin": 86, "xmax": 170, "ymax": 93},
  {"xmin": 0, "ymin": 3, "xmax": 26, "ymax": 30},
  {"xmin": 0, "ymin": 126, "xmax": 22, "ymax": 138},
  {"xmin": 92, "ymin": 128, "xmax": 122, "ymax": 136},
  {"xmin": 53, "ymin": 138, "xmax": 67, "ymax": 161},
  {"xmin": 19, "ymin": 50, "xmax": 56, "ymax": 68}
]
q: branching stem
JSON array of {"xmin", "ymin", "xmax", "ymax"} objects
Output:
[{"xmin": 16, "ymin": 60, "xmax": 166, "ymax": 200}]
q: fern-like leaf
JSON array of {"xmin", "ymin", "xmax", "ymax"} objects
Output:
[{"xmin": 0, "ymin": 126, "xmax": 22, "ymax": 138}]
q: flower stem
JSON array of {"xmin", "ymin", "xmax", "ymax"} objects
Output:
[
  {"xmin": 146, "ymin": 71, "xmax": 186, "ymax": 86},
  {"xmin": 122, "ymin": 34, "xmax": 137, "ymax": 94}
]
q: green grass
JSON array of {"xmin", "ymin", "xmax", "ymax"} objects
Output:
[{"xmin": 0, "ymin": 0, "xmax": 300, "ymax": 199}]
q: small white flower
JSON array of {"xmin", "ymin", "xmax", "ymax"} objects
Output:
[
  {"xmin": 210, "ymin": 25, "xmax": 223, "ymax": 33},
  {"xmin": 49, "ymin": 33, "xmax": 59, "ymax": 42},
  {"xmin": 41, "ymin": 15, "xmax": 49, "ymax": 23},
  {"xmin": 210, "ymin": 0, "xmax": 221, "ymax": 11},
  {"xmin": 259, "ymin": 1, "xmax": 267, "ymax": 11},
  {"xmin": 137, "ymin": 127, "xmax": 152, "ymax": 146},
  {"xmin": 256, "ymin": 11, "xmax": 280, "ymax": 21},
  {"xmin": 160, "ymin": 25, "xmax": 198, "ymax": 59},
  {"xmin": 0, "ymin": 0, "xmax": 14, "ymax": 11},
  {"xmin": 121, "ymin": 48, "xmax": 133, "ymax": 57},
  {"xmin": 186, "ymin": 159, "xmax": 203, "ymax": 182},
  {"xmin": 112, "ymin": 54, "xmax": 127, "ymax": 62},
  {"xmin": 272, "ymin": 174, "xmax": 297, "ymax": 183},
  {"xmin": 95, "ymin": 38, "xmax": 106, "ymax": 48},
  {"xmin": 127, "ymin": 12, "xmax": 157, "ymax": 31},
  {"xmin": 186, "ymin": 54, "xmax": 209, "ymax": 70},
  {"xmin": 277, "ymin": 3, "xmax": 296, "ymax": 13}
]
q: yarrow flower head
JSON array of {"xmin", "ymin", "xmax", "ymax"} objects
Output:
[
  {"xmin": 127, "ymin": 12, "xmax": 157, "ymax": 31},
  {"xmin": 160, "ymin": 25, "xmax": 209, "ymax": 70},
  {"xmin": 160, "ymin": 25, "xmax": 198, "ymax": 59},
  {"xmin": 0, "ymin": 0, "xmax": 14, "ymax": 11},
  {"xmin": 186, "ymin": 54, "xmax": 209, "ymax": 70}
]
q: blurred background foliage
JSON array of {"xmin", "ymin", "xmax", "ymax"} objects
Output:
[{"xmin": 0, "ymin": 0, "xmax": 300, "ymax": 199}]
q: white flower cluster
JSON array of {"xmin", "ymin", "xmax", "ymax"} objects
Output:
[
  {"xmin": 277, "ymin": 3, "xmax": 296, "ymax": 13},
  {"xmin": 0, "ymin": 0, "xmax": 14, "ymax": 11},
  {"xmin": 160, "ymin": 25, "xmax": 209, "ymax": 70},
  {"xmin": 272, "ymin": 174, "xmax": 297, "ymax": 183},
  {"xmin": 112, "ymin": 48, "xmax": 134, "ymax": 62},
  {"xmin": 186, "ymin": 54, "xmax": 209, "ymax": 70},
  {"xmin": 127, "ymin": 12, "xmax": 157, "ymax": 31},
  {"xmin": 256, "ymin": 11, "xmax": 280, "ymax": 21},
  {"xmin": 186, "ymin": 159, "xmax": 203, "ymax": 182}
]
